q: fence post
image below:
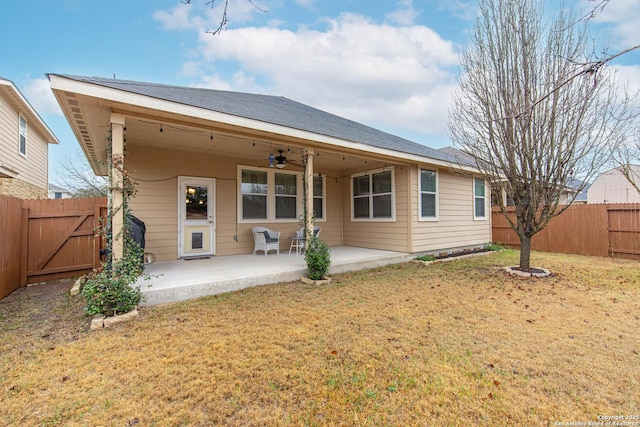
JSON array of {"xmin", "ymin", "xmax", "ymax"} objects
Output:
[{"xmin": 20, "ymin": 207, "xmax": 29, "ymax": 287}]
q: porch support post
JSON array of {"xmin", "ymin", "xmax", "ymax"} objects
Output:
[
  {"xmin": 110, "ymin": 113, "xmax": 126, "ymax": 261},
  {"xmin": 304, "ymin": 148, "xmax": 314, "ymax": 247}
]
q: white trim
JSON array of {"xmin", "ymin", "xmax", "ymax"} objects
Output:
[
  {"xmin": 18, "ymin": 115, "xmax": 27, "ymax": 157},
  {"xmin": 418, "ymin": 167, "xmax": 439, "ymax": 222},
  {"xmin": 473, "ymin": 177, "xmax": 487, "ymax": 220},
  {"xmin": 1, "ymin": 78, "xmax": 59, "ymax": 144},
  {"xmin": 48, "ymin": 75, "xmax": 481, "ymax": 174},
  {"xmin": 177, "ymin": 176, "xmax": 216, "ymax": 257},
  {"xmin": 313, "ymin": 173, "xmax": 326, "ymax": 221},
  {"xmin": 350, "ymin": 167, "xmax": 396, "ymax": 222},
  {"xmin": 237, "ymin": 166, "xmax": 311, "ymax": 223}
]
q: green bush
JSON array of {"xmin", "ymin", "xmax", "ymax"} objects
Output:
[
  {"xmin": 483, "ymin": 242, "xmax": 506, "ymax": 251},
  {"xmin": 304, "ymin": 236, "xmax": 331, "ymax": 280},
  {"xmin": 415, "ymin": 254, "xmax": 436, "ymax": 262},
  {"xmin": 82, "ymin": 240, "xmax": 145, "ymax": 317}
]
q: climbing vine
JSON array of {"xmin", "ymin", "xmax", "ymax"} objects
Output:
[{"xmin": 82, "ymin": 130, "xmax": 147, "ymax": 316}]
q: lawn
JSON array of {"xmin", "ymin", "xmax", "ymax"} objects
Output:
[{"xmin": 1, "ymin": 250, "xmax": 639, "ymax": 426}]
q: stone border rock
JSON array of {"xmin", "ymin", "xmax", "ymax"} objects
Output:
[
  {"xmin": 90, "ymin": 308, "xmax": 139, "ymax": 330},
  {"xmin": 70, "ymin": 276, "xmax": 85, "ymax": 296},
  {"xmin": 412, "ymin": 249, "xmax": 498, "ymax": 266},
  {"xmin": 300, "ymin": 276, "xmax": 332, "ymax": 285},
  {"xmin": 503, "ymin": 266, "xmax": 551, "ymax": 278}
]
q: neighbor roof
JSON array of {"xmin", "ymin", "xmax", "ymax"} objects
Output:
[{"xmin": 53, "ymin": 74, "xmax": 469, "ymax": 166}]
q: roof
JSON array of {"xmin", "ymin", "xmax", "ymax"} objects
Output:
[
  {"xmin": 48, "ymin": 183, "xmax": 70, "ymax": 193},
  {"xmin": 51, "ymin": 74, "xmax": 470, "ymax": 166},
  {"xmin": 0, "ymin": 78, "xmax": 59, "ymax": 144}
]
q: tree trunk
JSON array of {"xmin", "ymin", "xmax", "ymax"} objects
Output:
[{"xmin": 519, "ymin": 235, "xmax": 531, "ymax": 271}]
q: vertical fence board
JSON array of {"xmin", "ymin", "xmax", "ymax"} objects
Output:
[
  {"xmin": 492, "ymin": 203, "xmax": 640, "ymax": 260},
  {"xmin": 0, "ymin": 195, "xmax": 25, "ymax": 299}
]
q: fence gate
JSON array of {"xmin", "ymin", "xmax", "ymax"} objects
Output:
[
  {"xmin": 22, "ymin": 197, "xmax": 107, "ymax": 285},
  {"xmin": 608, "ymin": 205, "xmax": 640, "ymax": 261}
]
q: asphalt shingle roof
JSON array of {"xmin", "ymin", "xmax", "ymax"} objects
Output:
[{"xmin": 58, "ymin": 74, "xmax": 466, "ymax": 165}]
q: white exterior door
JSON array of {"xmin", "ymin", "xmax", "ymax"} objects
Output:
[{"xmin": 178, "ymin": 176, "xmax": 215, "ymax": 258}]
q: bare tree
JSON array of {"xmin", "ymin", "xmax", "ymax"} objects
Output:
[
  {"xmin": 449, "ymin": 0, "xmax": 634, "ymax": 271},
  {"xmin": 181, "ymin": 0, "xmax": 267, "ymax": 35},
  {"xmin": 613, "ymin": 128, "xmax": 640, "ymax": 195},
  {"xmin": 53, "ymin": 152, "xmax": 108, "ymax": 198}
]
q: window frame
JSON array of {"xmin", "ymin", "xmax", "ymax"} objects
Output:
[
  {"xmin": 18, "ymin": 115, "xmax": 27, "ymax": 157},
  {"xmin": 473, "ymin": 177, "xmax": 487, "ymax": 220},
  {"xmin": 313, "ymin": 174, "xmax": 326, "ymax": 221},
  {"xmin": 419, "ymin": 168, "xmax": 438, "ymax": 221},
  {"xmin": 350, "ymin": 167, "xmax": 396, "ymax": 222},
  {"xmin": 238, "ymin": 166, "xmax": 327, "ymax": 223}
]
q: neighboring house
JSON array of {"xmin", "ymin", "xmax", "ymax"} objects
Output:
[
  {"xmin": 0, "ymin": 77, "xmax": 59, "ymax": 199},
  {"xmin": 587, "ymin": 165, "xmax": 640, "ymax": 204},
  {"xmin": 48, "ymin": 183, "xmax": 73, "ymax": 199},
  {"xmin": 567, "ymin": 179, "xmax": 588, "ymax": 204},
  {"xmin": 49, "ymin": 74, "xmax": 491, "ymax": 261}
]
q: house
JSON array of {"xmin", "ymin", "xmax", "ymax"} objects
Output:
[
  {"xmin": 587, "ymin": 166, "xmax": 640, "ymax": 204},
  {"xmin": 0, "ymin": 77, "xmax": 59, "ymax": 199},
  {"xmin": 48, "ymin": 74, "xmax": 491, "ymax": 262},
  {"xmin": 48, "ymin": 183, "xmax": 73, "ymax": 199}
]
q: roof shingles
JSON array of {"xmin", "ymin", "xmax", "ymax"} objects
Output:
[{"xmin": 58, "ymin": 74, "xmax": 465, "ymax": 165}]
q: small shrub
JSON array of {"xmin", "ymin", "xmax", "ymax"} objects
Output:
[
  {"xmin": 484, "ymin": 242, "xmax": 506, "ymax": 251},
  {"xmin": 304, "ymin": 236, "xmax": 331, "ymax": 280},
  {"xmin": 415, "ymin": 254, "xmax": 436, "ymax": 262},
  {"xmin": 82, "ymin": 240, "xmax": 145, "ymax": 317}
]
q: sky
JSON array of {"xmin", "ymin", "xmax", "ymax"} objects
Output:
[{"xmin": 1, "ymin": 0, "xmax": 639, "ymax": 184}]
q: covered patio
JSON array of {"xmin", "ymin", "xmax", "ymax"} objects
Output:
[{"xmin": 137, "ymin": 246, "xmax": 414, "ymax": 306}]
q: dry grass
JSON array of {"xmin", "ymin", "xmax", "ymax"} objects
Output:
[{"xmin": 1, "ymin": 250, "xmax": 639, "ymax": 426}]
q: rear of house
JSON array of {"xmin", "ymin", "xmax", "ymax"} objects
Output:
[
  {"xmin": 49, "ymin": 74, "xmax": 491, "ymax": 261},
  {"xmin": 0, "ymin": 78, "xmax": 58, "ymax": 199}
]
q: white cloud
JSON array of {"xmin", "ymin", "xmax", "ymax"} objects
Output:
[
  {"xmin": 178, "ymin": 12, "xmax": 460, "ymax": 144},
  {"xmin": 23, "ymin": 78, "xmax": 62, "ymax": 116},
  {"xmin": 294, "ymin": 0, "xmax": 315, "ymax": 8},
  {"xmin": 580, "ymin": 0, "xmax": 640, "ymax": 48},
  {"xmin": 386, "ymin": 0, "xmax": 419, "ymax": 26},
  {"xmin": 435, "ymin": 0, "xmax": 476, "ymax": 21},
  {"xmin": 611, "ymin": 64, "xmax": 640, "ymax": 95}
]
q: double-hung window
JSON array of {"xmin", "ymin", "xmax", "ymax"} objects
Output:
[
  {"xmin": 313, "ymin": 175, "xmax": 325, "ymax": 220},
  {"xmin": 19, "ymin": 115, "xmax": 27, "ymax": 156},
  {"xmin": 474, "ymin": 178, "xmax": 486, "ymax": 219},
  {"xmin": 240, "ymin": 167, "xmax": 322, "ymax": 222},
  {"xmin": 274, "ymin": 172, "xmax": 297, "ymax": 219},
  {"xmin": 420, "ymin": 169, "xmax": 437, "ymax": 219},
  {"xmin": 241, "ymin": 169, "xmax": 268, "ymax": 220},
  {"xmin": 352, "ymin": 168, "xmax": 394, "ymax": 220}
]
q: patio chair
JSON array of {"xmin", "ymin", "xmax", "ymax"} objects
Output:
[
  {"xmin": 288, "ymin": 226, "xmax": 321, "ymax": 255},
  {"xmin": 251, "ymin": 226, "xmax": 281, "ymax": 256}
]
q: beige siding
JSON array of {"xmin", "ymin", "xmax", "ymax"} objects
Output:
[
  {"xmin": 0, "ymin": 94, "xmax": 48, "ymax": 191},
  {"xmin": 412, "ymin": 166, "xmax": 491, "ymax": 252},
  {"xmin": 127, "ymin": 145, "xmax": 343, "ymax": 261},
  {"xmin": 342, "ymin": 166, "xmax": 411, "ymax": 252}
]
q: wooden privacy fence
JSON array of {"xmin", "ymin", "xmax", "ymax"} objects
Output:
[
  {"xmin": 0, "ymin": 194, "xmax": 107, "ymax": 300},
  {"xmin": 492, "ymin": 203, "xmax": 640, "ymax": 260}
]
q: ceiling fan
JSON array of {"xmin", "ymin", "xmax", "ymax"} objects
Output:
[{"xmin": 269, "ymin": 149, "xmax": 287, "ymax": 169}]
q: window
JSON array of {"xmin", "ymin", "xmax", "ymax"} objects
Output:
[
  {"xmin": 275, "ymin": 172, "xmax": 297, "ymax": 219},
  {"xmin": 313, "ymin": 175, "xmax": 325, "ymax": 220},
  {"xmin": 352, "ymin": 168, "xmax": 394, "ymax": 220},
  {"xmin": 19, "ymin": 116, "xmax": 27, "ymax": 156},
  {"xmin": 420, "ymin": 169, "xmax": 437, "ymax": 219},
  {"xmin": 474, "ymin": 178, "xmax": 486, "ymax": 219},
  {"xmin": 241, "ymin": 170, "xmax": 268, "ymax": 220},
  {"xmin": 239, "ymin": 167, "xmax": 323, "ymax": 222}
]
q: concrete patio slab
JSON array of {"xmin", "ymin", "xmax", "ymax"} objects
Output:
[{"xmin": 136, "ymin": 246, "xmax": 413, "ymax": 306}]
